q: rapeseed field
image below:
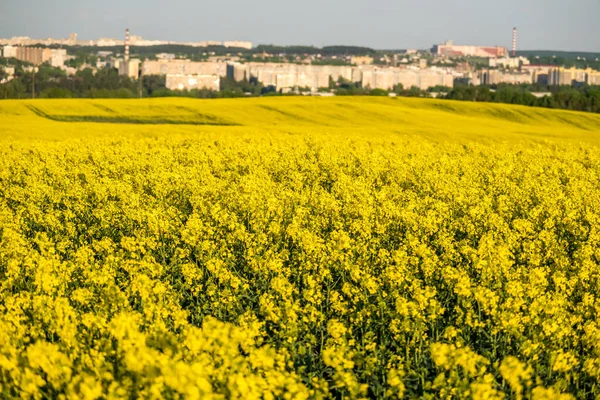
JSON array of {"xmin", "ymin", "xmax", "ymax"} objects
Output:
[{"xmin": 1, "ymin": 97, "xmax": 600, "ymax": 399}]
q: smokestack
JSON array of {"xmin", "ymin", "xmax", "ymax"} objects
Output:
[
  {"xmin": 125, "ymin": 28, "xmax": 130, "ymax": 63},
  {"xmin": 512, "ymin": 27, "xmax": 517, "ymax": 57}
]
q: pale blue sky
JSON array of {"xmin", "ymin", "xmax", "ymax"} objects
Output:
[{"xmin": 1, "ymin": 0, "xmax": 599, "ymax": 51}]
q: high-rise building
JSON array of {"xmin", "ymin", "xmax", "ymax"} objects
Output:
[
  {"xmin": 226, "ymin": 63, "xmax": 454, "ymax": 92},
  {"xmin": 142, "ymin": 60, "xmax": 228, "ymax": 77},
  {"xmin": 48, "ymin": 49, "xmax": 67, "ymax": 67},
  {"xmin": 1, "ymin": 45, "xmax": 17, "ymax": 58},
  {"xmin": 548, "ymin": 67, "xmax": 588, "ymax": 86},
  {"xmin": 587, "ymin": 70, "xmax": 600, "ymax": 85},
  {"xmin": 119, "ymin": 59, "xmax": 140, "ymax": 79},
  {"xmin": 15, "ymin": 47, "xmax": 44, "ymax": 65},
  {"xmin": 481, "ymin": 70, "xmax": 532, "ymax": 85},
  {"xmin": 166, "ymin": 74, "xmax": 221, "ymax": 91},
  {"xmin": 13, "ymin": 47, "xmax": 67, "ymax": 66}
]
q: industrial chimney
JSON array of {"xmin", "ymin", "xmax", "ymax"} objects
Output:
[
  {"xmin": 125, "ymin": 28, "xmax": 130, "ymax": 63},
  {"xmin": 512, "ymin": 27, "xmax": 517, "ymax": 57}
]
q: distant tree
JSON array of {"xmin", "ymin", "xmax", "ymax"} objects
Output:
[
  {"xmin": 261, "ymin": 85, "xmax": 277, "ymax": 95},
  {"xmin": 219, "ymin": 76, "xmax": 262, "ymax": 96},
  {"xmin": 39, "ymin": 87, "xmax": 74, "ymax": 98},
  {"xmin": 475, "ymin": 86, "xmax": 493, "ymax": 102},
  {"xmin": 115, "ymin": 88, "xmax": 135, "ymax": 98},
  {"xmin": 428, "ymin": 85, "xmax": 452, "ymax": 93},
  {"xmin": 370, "ymin": 88, "xmax": 389, "ymax": 96},
  {"xmin": 142, "ymin": 75, "xmax": 166, "ymax": 96},
  {"xmin": 407, "ymin": 86, "xmax": 427, "ymax": 98},
  {"xmin": 10, "ymin": 79, "xmax": 28, "ymax": 99}
]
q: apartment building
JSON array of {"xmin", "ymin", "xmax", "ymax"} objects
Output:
[
  {"xmin": 1, "ymin": 45, "xmax": 17, "ymax": 58},
  {"xmin": 489, "ymin": 56, "xmax": 530, "ymax": 69},
  {"xmin": 225, "ymin": 62, "xmax": 454, "ymax": 92},
  {"xmin": 119, "ymin": 59, "xmax": 141, "ymax": 79},
  {"xmin": 360, "ymin": 66, "xmax": 454, "ymax": 91},
  {"xmin": 12, "ymin": 47, "xmax": 67, "ymax": 67},
  {"xmin": 142, "ymin": 60, "xmax": 228, "ymax": 77},
  {"xmin": 9, "ymin": 46, "xmax": 67, "ymax": 68},
  {"xmin": 548, "ymin": 67, "xmax": 588, "ymax": 86},
  {"xmin": 166, "ymin": 74, "xmax": 220, "ymax": 91},
  {"xmin": 481, "ymin": 70, "xmax": 533, "ymax": 85},
  {"xmin": 228, "ymin": 63, "xmax": 356, "ymax": 90},
  {"xmin": 587, "ymin": 70, "xmax": 600, "ymax": 85},
  {"xmin": 521, "ymin": 65, "xmax": 554, "ymax": 85}
]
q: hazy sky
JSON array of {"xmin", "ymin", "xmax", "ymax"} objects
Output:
[{"xmin": 2, "ymin": 0, "xmax": 599, "ymax": 52}]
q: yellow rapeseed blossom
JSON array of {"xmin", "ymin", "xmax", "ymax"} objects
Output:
[{"xmin": 0, "ymin": 97, "xmax": 599, "ymax": 398}]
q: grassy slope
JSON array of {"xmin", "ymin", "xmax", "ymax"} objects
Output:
[{"xmin": 0, "ymin": 97, "xmax": 599, "ymax": 145}]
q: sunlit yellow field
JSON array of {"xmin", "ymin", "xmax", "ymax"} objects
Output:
[
  {"xmin": 1, "ymin": 97, "xmax": 600, "ymax": 399},
  {"xmin": 2, "ymin": 96, "xmax": 600, "ymax": 143}
]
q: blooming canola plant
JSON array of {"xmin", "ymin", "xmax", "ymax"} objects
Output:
[{"xmin": 1, "ymin": 97, "xmax": 600, "ymax": 398}]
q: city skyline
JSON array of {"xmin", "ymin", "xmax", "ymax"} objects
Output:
[{"xmin": 1, "ymin": 0, "xmax": 599, "ymax": 52}]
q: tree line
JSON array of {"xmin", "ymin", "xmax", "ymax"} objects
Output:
[{"xmin": 445, "ymin": 84, "xmax": 600, "ymax": 114}]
